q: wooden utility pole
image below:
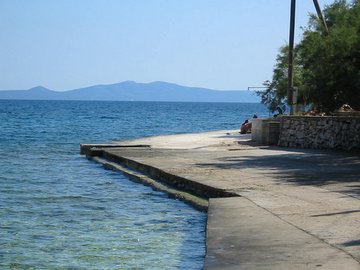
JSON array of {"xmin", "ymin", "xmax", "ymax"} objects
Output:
[
  {"xmin": 287, "ymin": 0, "xmax": 328, "ymax": 115},
  {"xmin": 313, "ymin": 0, "xmax": 329, "ymax": 33},
  {"xmin": 288, "ymin": 0, "xmax": 296, "ymax": 115}
]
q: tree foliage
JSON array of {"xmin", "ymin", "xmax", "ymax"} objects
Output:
[
  {"xmin": 256, "ymin": 45, "xmax": 307, "ymax": 114},
  {"xmin": 255, "ymin": 46, "xmax": 288, "ymax": 114},
  {"xmin": 258, "ymin": 0, "xmax": 360, "ymax": 113}
]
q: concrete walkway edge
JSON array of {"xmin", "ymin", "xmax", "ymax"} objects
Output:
[{"xmin": 80, "ymin": 130, "xmax": 360, "ymax": 269}]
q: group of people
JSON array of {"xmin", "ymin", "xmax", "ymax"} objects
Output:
[{"xmin": 239, "ymin": 114, "xmax": 258, "ymax": 134}]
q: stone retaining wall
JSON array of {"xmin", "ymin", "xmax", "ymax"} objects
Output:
[{"xmin": 278, "ymin": 116, "xmax": 360, "ymax": 151}]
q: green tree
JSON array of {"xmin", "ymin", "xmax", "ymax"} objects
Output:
[
  {"xmin": 298, "ymin": 0, "xmax": 360, "ymax": 112},
  {"xmin": 256, "ymin": 46, "xmax": 307, "ymax": 114},
  {"xmin": 258, "ymin": 0, "xmax": 360, "ymax": 113}
]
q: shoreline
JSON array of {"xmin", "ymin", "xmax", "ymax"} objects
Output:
[
  {"xmin": 82, "ymin": 130, "xmax": 247, "ymax": 211},
  {"xmin": 91, "ymin": 155, "xmax": 210, "ymax": 211},
  {"xmin": 81, "ymin": 130, "xmax": 360, "ymax": 269}
]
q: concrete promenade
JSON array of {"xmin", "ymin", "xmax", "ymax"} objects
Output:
[{"xmin": 81, "ymin": 130, "xmax": 360, "ymax": 269}]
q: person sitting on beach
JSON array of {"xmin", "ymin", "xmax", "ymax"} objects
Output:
[{"xmin": 240, "ymin": 119, "xmax": 252, "ymax": 134}]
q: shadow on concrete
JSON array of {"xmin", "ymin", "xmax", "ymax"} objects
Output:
[
  {"xmin": 341, "ymin": 240, "xmax": 360, "ymax": 247},
  {"xmin": 310, "ymin": 210, "xmax": 360, "ymax": 217},
  {"xmin": 195, "ymin": 146, "xmax": 360, "ymax": 197}
]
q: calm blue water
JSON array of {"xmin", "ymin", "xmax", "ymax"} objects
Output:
[{"xmin": 0, "ymin": 100, "xmax": 267, "ymax": 269}]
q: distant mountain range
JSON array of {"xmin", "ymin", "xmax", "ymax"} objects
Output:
[{"xmin": 0, "ymin": 81, "xmax": 260, "ymax": 103}]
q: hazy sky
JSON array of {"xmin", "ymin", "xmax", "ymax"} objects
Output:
[{"xmin": 0, "ymin": 0, "xmax": 335, "ymax": 91}]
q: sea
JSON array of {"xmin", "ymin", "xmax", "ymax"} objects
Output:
[{"xmin": 0, "ymin": 100, "xmax": 268, "ymax": 270}]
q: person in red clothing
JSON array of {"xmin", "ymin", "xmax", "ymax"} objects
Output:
[{"xmin": 240, "ymin": 119, "xmax": 252, "ymax": 134}]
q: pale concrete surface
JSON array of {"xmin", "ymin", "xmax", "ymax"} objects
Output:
[
  {"xmin": 206, "ymin": 197, "xmax": 359, "ymax": 270},
  {"xmin": 85, "ymin": 130, "xmax": 360, "ymax": 269},
  {"xmin": 117, "ymin": 130, "xmax": 251, "ymax": 150}
]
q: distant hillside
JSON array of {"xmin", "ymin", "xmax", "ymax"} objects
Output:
[{"xmin": 0, "ymin": 81, "xmax": 260, "ymax": 103}]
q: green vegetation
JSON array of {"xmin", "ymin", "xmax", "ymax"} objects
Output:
[{"xmin": 257, "ymin": 0, "xmax": 360, "ymax": 113}]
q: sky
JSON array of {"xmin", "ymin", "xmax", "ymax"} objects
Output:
[{"xmin": 0, "ymin": 0, "xmax": 336, "ymax": 91}]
